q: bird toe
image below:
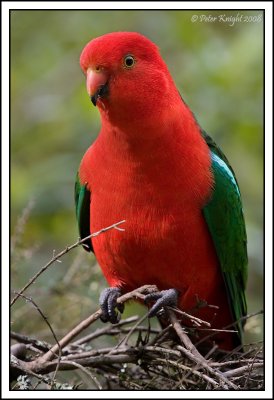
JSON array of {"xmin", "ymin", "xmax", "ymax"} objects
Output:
[
  {"xmin": 145, "ymin": 288, "xmax": 179, "ymax": 318},
  {"xmin": 99, "ymin": 287, "xmax": 122, "ymax": 323}
]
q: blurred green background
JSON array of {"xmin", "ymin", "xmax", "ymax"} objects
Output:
[{"xmin": 11, "ymin": 9, "xmax": 263, "ymax": 360}]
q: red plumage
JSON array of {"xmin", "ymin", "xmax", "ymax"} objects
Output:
[{"xmin": 78, "ymin": 32, "xmax": 236, "ymax": 350}]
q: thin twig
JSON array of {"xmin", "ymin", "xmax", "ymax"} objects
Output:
[
  {"xmin": 168, "ymin": 306, "xmax": 211, "ymax": 327},
  {"xmin": 168, "ymin": 310, "xmax": 238, "ymax": 390},
  {"xmin": 10, "ymin": 357, "xmax": 52, "ymax": 387},
  {"xmin": 148, "ymin": 323, "xmax": 173, "ymax": 346},
  {"xmin": 223, "ymin": 363, "xmax": 263, "ymax": 378},
  {"xmin": 168, "ymin": 309, "xmax": 205, "ymax": 361},
  {"xmin": 39, "ymin": 310, "xmax": 102, "ymax": 363},
  {"xmin": 10, "ymin": 282, "xmax": 263, "ymax": 390},
  {"xmin": 62, "ymin": 347, "xmax": 116, "ymax": 361},
  {"xmin": 13, "ymin": 293, "xmax": 62, "ymax": 387},
  {"xmin": 10, "ymin": 220, "xmax": 126, "ymax": 306},
  {"xmin": 71, "ymin": 316, "xmax": 139, "ymax": 346},
  {"xmin": 114, "ymin": 313, "xmax": 150, "ymax": 349},
  {"xmin": 243, "ymin": 345, "xmax": 263, "ymax": 389},
  {"xmin": 11, "ymin": 331, "xmax": 52, "ymax": 352},
  {"xmin": 152, "ymin": 357, "xmax": 220, "ymax": 389},
  {"xmin": 60, "ymin": 361, "xmax": 102, "ymax": 389},
  {"xmin": 210, "ymin": 358, "xmax": 263, "ymax": 368},
  {"xmin": 39, "ymin": 285, "xmax": 157, "ymax": 363},
  {"xmin": 195, "ymin": 310, "xmax": 264, "ymax": 348}
]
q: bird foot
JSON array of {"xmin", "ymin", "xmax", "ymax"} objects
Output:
[
  {"xmin": 99, "ymin": 287, "xmax": 124, "ymax": 324},
  {"xmin": 144, "ymin": 288, "xmax": 179, "ymax": 318}
]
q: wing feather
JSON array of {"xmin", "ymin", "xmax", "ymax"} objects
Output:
[
  {"xmin": 202, "ymin": 133, "xmax": 248, "ymax": 341},
  {"xmin": 75, "ymin": 172, "xmax": 93, "ymax": 252}
]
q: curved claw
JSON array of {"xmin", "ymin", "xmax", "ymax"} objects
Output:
[
  {"xmin": 99, "ymin": 287, "xmax": 124, "ymax": 324},
  {"xmin": 144, "ymin": 288, "xmax": 179, "ymax": 318}
]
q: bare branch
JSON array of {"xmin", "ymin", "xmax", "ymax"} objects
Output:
[
  {"xmin": 60, "ymin": 361, "xmax": 102, "ymax": 389},
  {"xmin": 168, "ymin": 306, "xmax": 211, "ymax": 327},
  {"xmin": 168, "ymin": 310, "xmax": 238, "ymax": 390},
  {"xmin": 71, "ymin": 316, "xmax": 139, "ymax": 347},
  {"xmin": 13, "ymin": 292, "xmax": 62, "ymax": 386},
  {"xmin": 10, "ymin": 220, "xmax": 126, "ymax": 306},
  {"xmin": 10, "ymin": 282, "xmax": 263, "ymax": 390},
  {"xmin": 39, "ymin": 285, "xmax": 157, "ymax": 363},
  {"xmin": 11, "ymin": 331, "xmax": 52, "ymax": 352},
  {"xmin": 223, "ymin": 363, "xmax": 263, "ymax": 378}
]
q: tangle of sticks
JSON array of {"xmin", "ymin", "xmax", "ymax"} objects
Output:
[{"xmin": 10, "ymin": 221, "xmax": 264, "ymax": 391}]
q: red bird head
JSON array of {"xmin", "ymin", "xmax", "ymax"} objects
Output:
[{"xmin": 80, "ymin": 32, "xmax": 181, "ymax": 129}]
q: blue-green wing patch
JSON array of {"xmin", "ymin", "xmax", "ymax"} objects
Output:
[{"xmin": 203, "ymin": 149, "xmax": 248, "ymax": 342}]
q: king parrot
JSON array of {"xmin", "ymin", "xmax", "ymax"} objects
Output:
[{"xmin": 75, "ymin": 32, "xmax": 248, "ymax": 351}]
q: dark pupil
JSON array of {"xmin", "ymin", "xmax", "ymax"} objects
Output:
[{"xmin": 125, "ymin": 56, "xmax": 134, "ymax": 67}]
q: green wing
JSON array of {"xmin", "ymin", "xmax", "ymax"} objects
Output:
[
  {"xmin": 202, "ymin": 131, "xmax": 248, "ymax": 342},
  {"xmin": 75, "ymin": 172, "xmax": 93, "ymax": 252}
]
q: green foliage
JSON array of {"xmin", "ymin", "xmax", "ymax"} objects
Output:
[{"xmin": 11, "ymin": 10, "xmax": 263, "ymax": 348}]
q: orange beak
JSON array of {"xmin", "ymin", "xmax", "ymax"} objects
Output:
[{"xmin": 86, "ymin": 68, "xmax": 109, "ymax": 106}]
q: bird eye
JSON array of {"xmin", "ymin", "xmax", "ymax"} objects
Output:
[{"xmin": 123, "ymin": 55, "xmax": 135, "ymax": 69}]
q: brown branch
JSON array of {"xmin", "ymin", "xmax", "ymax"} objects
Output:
[
  {"xmin": 38, "ymin": 285, "xmax": 157, "ymax": 364},
  {"xmin": 59, "ymin": 361, "xmax": 102, "ymax": 389},
  {"xmin": 168, "ymin": 310, "xmax": 238, "ymax": 390},
  {"xmin": 11, "ymin": 339, "xmax": 263, "ymax": 389},
  {"xmin": 12, "ymin": 294, "xmax": 61, "ymax": 359},
  {"xmin": 11, "ymin": 331, "xmax": 52, "ymax": 352},
  {"xmin": 71, "ymin": 316, "xmax": 139, "ymax": 347},
  {"xmin": 39, "ymin": 310, "xmax": 102, "ymax": 363},
  {"xmin": 62, "ymin": 347, "xmax": 115, "ymax": 361},
  {"xmin": 168, "ymin": 309, "xmax": 205, "ymax": 361},
  {"xmin": 10, "ymin": 283, "xmax": 263, "ymax": 390},
  {"xmin": 10, "ymin": 344, "xmax": 27, "ymax": 359},
  {"xmin": 223, "ymin": 363, "xmax": 263, "ymax": 378},
  {"xmin": 176, "ymin": 344, "xmax": 238, "ymax": 390},
  {"xmin": 13, "ymin": 293, "xmax": 62, "ymax": 387},
  {"xmin": 210, "ymin": 358, "xmax": 263, "ymax": 368},
  {"xmin": 14, "ymin": 353, "xmax": 138, "ymax": 375},
  {"xmin": 10, "ymin": 357, "xmax": 52, "ymax": 386},
  {"xmin": 168, "ymin": 306, "xmax": 211, "ymax": 327},
  {"xmin": 114, "ymin": 312, "xmax": 150, "ymax": 349},
  {"xmin": 10, "ymin": 220, "xmax": 126, "ymax": 306},
  {"xmin": 195, "ymin": 310, "xmax": 264, "ymax": 348},
  {"xmin": 152, "ymin": 357, "xmax": 220, "ymax": 388}
]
